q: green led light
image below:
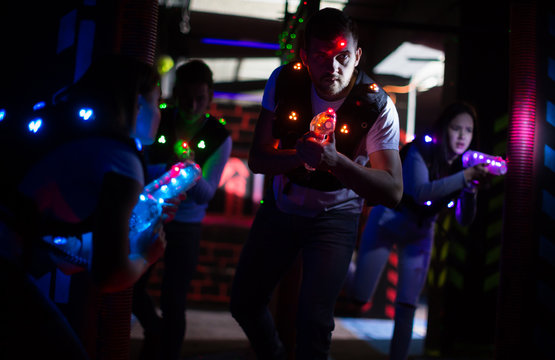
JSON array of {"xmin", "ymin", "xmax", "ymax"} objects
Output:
[
  {"xmin": 205, "ymin": 113, "xmax": 210, "ymax": 118},
  {"xmin": 290, "ymin": 34, "xmax": 296, "ymax": 39},
  {"xmin": 159, "ymin": 103, "xmax": 167, "ymax": 109},
  {"xmin": 298, "ymin": 18, "xmax": 304, "ymax": 23},
  {"xmin": 157, "ymin": 135, "xmax": 166, "ymax": 144},
  {"xmin": 286, "ymin": 44, "xmax": 292, "ymax": 50},
  {"xmin": 219, "ymin": 118, "xmax": 226, "ymax": 125},
  {"xmin": 197, "ymin": 140, "xmax": 206, "ymax": 149},
  {"xmin": 260, "ymin": 200, "xmax": 264, "ymax": 204}
]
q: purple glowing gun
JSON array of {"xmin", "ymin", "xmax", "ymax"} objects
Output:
[
  {"xmin": 129, "ymin": 160, "xmax": 202, "ymax": 252},
  {"xmin": 305, "ymin": 108, "xmax": 337, "ymax": 171},
  {"xmin": 462, "ymin": 150, "xmax": 507, "ymax": 176}
]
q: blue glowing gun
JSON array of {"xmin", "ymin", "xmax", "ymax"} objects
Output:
[
  {"xmin": 41, "ymin": 161, "xmax": 201, "ymax": 272},
  {"xmin": 462, "ymin": 150, "xmax": 507, "ymax": 176},
  {"xmin": 129, "ymin": 160, "xmax": 202, "ymax": 252}
]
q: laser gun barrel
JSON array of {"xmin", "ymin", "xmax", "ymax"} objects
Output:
[
  {"xmin": 462, "ymin": 150, "xmax": 507, "ymax": 176},
  {"xmin": 129, "ymin": 160, "xmax": 202, "ymax": 252}
]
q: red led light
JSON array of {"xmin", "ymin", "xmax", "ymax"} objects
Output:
[
  {"xmin": 293, "ymin": 62, "xmax": 302, "ymax": 70},
  {"xmin": 340, "ymin": 124, "xmax": 349, "ymax": 134}
]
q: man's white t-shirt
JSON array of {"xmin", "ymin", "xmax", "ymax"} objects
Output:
[{"xmin": 262, "ymin": 65, "xmax": 400, "ymax": 217}]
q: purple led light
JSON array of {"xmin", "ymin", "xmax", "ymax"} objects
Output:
[{"xmin": 201, "ymin": 38, "xmax": 280, "ymax": 50}]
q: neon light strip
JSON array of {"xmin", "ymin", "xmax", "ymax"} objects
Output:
[
  {"xmin": 201, "ymin": 38, "xmax": 280, "ymax": 50},
  {"xmin": 213, "ymin": 91, "xmax": 262, "ymax": 103}
]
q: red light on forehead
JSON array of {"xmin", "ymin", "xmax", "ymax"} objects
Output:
[{"xmin": 337, "ymin": 39, "xmax": 347, "ymax": 48}]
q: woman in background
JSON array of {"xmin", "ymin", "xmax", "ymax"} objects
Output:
[{"xmin": 346, "ymin": 101, "xmax": 492, "ymax": 360}]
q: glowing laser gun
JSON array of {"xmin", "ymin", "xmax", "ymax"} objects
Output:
[
  {"xmin": 305, "ymin": 108, "xmax": 336, "ymax": 171},
  {"xmin": 462, "ymin": 150, "xmax": 507, "ymax": 176},
  {"xmin": 129, "ymin": 160, "xmax": 202, "ymax": 252}
]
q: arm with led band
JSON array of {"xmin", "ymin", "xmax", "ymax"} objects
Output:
[
  {"xmin": 404, "ymin": 146, "xmax": 477, "ymax": 224},
  {"xmin": 404, "ymin": 146, "xmax": 467, "ymax": 203}
]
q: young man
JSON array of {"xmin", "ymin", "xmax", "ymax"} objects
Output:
[
  {"xmin": 133, "ymin": 59, "xmax": 232, "ymax": 360},
  {"xmin": 229, "ymin": 8, "xmax": 403, "ymax": 360}
]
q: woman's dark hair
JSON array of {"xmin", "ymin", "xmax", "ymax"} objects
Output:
[
  {"xmin": 410, "ymin": 101, "xmax": 479, "ymax": 180},
  {"xmin": 64, "ymin": 54, "xmax": 160, "ymax": 136},
  {"xmin": 303, "ymin": 7, "xmax": 359, "ymax": 51}
]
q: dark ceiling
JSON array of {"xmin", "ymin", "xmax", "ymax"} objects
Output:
[
  {"xmin": 155, "ymin": 0, "xmax": 475, "ymax": 133},
  {"xmin": 159, "ymin": 0, "xmax": 464, "ymax": 68}
]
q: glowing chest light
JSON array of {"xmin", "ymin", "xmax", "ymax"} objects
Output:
[{"xmin": 289, "ymin": 111, "xmax": 298, "ymax": 121}]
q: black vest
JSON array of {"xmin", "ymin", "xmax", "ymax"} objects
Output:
[
  {"xmin": 273, "ymin": 62, "xmax": 388, "ymax": 191},
  {"xmin": 146, "ymin": 107, "xmax": 230, "ymax": 170}
]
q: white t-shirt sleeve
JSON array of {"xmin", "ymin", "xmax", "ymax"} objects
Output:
[
  {"xmin": 261, "ymin": 66, "xmax": 283, "ymax": 112},
  {"xmin": 365, "ymin": 96, "xmax": 400, "ymax": 155}
]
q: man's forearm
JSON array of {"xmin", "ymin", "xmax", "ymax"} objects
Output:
[{"xmin": 330, "ymin": 152, "xmax": 403, "ymax": 208}]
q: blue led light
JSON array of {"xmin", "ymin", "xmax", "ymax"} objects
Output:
[
  {"xmin": 447, "ymin": 201, "xmax": 455, "ymax": 208},
  {"xmin": 425, "ymin": 201, "xmax": 432, "ymax": 206},
  {"xmin": 33, "ymin": 101, "xmax": 46, "ymax": 111},
  {"xmin": 28, "ymin": 118, "xmax": 43, "ymax": 133},
  {"xmin": 0, "ymin": 109, "xmax": 5, "ymax": 121},
  {"xmin": 78, "ymin": 107, "xmax": 94, "ymax": 121},
  {"xmin": 53, "ymin": 236, "xmax": 67, "ymax": 245},
  {"xmin": 135, "ymin": 138, "xmax": 142, "ymax": 151},
  {"xmin": 424, "ymin": 135, "xmax": 433, "ymax": 143},
  {"xmin": 201, "ymin": 38, "xmax": 280, "ymax": 50}
]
